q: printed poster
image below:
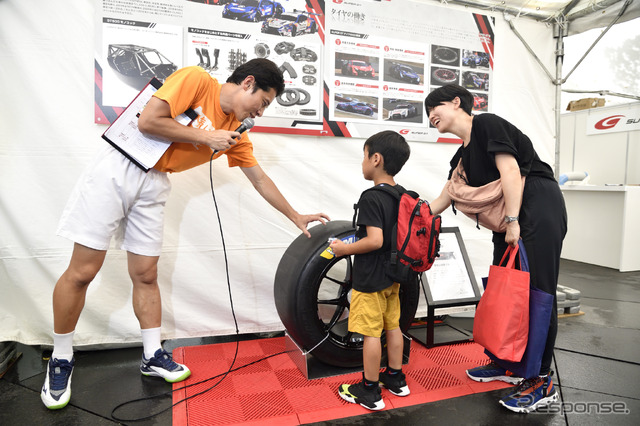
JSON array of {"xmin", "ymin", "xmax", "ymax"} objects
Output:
[{"xmin": 95, "ymin": 0, "xmax": 494, "ymax": 141}]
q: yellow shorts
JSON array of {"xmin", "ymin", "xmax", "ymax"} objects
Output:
[{"xmin": 348, "ymin": 283, "xmax": 401, "ymax": 338}]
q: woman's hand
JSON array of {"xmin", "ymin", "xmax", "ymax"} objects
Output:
[{"xmin": 505, "ymin": 221, "xmax": 520, "ymax": 247}]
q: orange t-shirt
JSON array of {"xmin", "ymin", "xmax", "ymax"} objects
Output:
[{"xmin": 152, "ymin": 66, "xmax": 258, "ymax": 173}]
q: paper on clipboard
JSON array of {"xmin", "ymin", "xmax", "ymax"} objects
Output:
[{"xmin": 101, "ymin": 77, "xmax": 197, "ymax": 172}]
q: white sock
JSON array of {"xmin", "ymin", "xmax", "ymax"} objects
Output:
[
  {"xmin": 52, "ymin": 330, "xmax": 75, "ymax": 361},
  {"xmin": 141, "ymin": 327, "xmax": 162, "ymax": 359}
]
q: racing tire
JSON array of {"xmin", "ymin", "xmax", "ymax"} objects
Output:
[
  {"xmin": 291, "ymin": 27, "xmax": 297, "ymax": 37},
  {"xmin": 432, "ymin": 68, "xmax": 458, "ymax": 84},
  {"xmin": 274, "ymin": 221, "xmax": 420, "ymax": 368},
  {"xmin": 365, "ymin": 109, "xmax": 373, "ymax": 116},
  {"xmin": 433, "ymin": 47, "xmax": 458, "ymax": 64}
]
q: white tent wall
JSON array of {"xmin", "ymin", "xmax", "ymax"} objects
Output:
[{"xmin": 0, "ymin": 1, "xmax": 556, "ymax": 347}]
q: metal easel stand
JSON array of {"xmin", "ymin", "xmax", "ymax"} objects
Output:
[{"xmin": 408, "ymin": 227, "xmax": 481, "ymax": 348}]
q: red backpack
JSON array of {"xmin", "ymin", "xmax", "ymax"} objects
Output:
[{"xmin": 353, "ymin": 184, "xmax": 442, "ymax": 283}]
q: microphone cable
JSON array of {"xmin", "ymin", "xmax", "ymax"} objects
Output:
[{"xmin": 110, "ymin": 150, "xmax": 286, "ymax": 422}]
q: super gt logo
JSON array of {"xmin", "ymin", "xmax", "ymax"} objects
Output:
[{"xmin": 594, "ymin": 115, "xmax": 624, "ymax": 130}]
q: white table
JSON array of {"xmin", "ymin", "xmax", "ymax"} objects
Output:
[{"xmin": 560, "ymin": 185, "xmax": 640, "ymax": 272}]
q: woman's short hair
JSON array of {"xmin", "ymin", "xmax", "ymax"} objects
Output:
[{"xmin": 424, "ymin": 84, "xmax": 473, "ymax": 117}]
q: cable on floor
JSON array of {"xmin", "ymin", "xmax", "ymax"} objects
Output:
[{"xmin": 110, "ymin": 152, "xmax": 288, "ymax": 422}]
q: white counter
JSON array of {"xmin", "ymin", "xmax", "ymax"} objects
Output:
[{"xmin": 560, "ymin": 185, "xmax": 640, "ymax": 272}]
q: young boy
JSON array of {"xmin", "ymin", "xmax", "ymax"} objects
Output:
[{"xmin": 329, "ymin": 130, "xmax": 411, "ymax": 411}]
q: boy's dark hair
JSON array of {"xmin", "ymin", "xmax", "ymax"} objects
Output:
[
  {"xmin": 227, "ymin": 58, "xmax": 285, "ymax": 96},
  {"xmin": 424, "ymin": 84, "xmax": 473, "ymax": 117},
  {"xmin": 364, "ymin": 130, "xmax": 410, "ymax": 176}
]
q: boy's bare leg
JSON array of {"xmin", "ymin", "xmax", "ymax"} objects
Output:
[
  {"xmin": 363, "ymin": 335, "xmax": 382, "ymax": 381},
  {"xmin": 385, "ymin": 327, "xmax": 404, "ymax": 370}
]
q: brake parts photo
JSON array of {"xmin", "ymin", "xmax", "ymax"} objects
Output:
[
  {"xmin": 276, "ymin": 88, "xmax": 310, "ymax": 106},
  {"xmin": 254, "ymin": 42, "xmax": 270, "ymax": 58},
  {"xmin": 290, "ymin": 47, "xmax": 317, "ymax": 62},
  {"xmin": 274, "ymin": 41, "xmax": 295, "ymax": 54}
]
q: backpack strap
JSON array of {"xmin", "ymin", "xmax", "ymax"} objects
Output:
[
  {"xmin": 352, "ymin": 184, "xmax": 405, "ymax": 260},
  {"xmin": 366, "ymin": 183, "xmax": 403, "ymax": 200},
  {"xmin": 353, "ymin": 184, "xmax": 403, "ymax": 228}
]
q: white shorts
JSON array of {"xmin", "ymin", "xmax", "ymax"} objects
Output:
[{"xmin": 57, "ymin": 144, "xmax": 171, "ymax": 256}]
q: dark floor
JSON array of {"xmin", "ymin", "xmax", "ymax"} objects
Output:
[{"xmin": 1, "ymin": 259, "xmax": 639, "ymax": 425}]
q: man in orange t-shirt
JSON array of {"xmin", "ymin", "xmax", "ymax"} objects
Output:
[{"xmin": 42, "ymin": 59, "xmax": 329, "ymax": 410}]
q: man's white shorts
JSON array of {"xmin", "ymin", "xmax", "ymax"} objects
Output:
[{"xmin": 57, "ymin": 144, "xmax": 171, "ymax": 256}]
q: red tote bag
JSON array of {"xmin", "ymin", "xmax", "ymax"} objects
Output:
[{"xmin": 473, "ymin": 244, "xmax": 530, "ymax": 362}]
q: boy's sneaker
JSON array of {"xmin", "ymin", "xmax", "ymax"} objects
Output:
[
  {"xmin": 466, "ymin": 362, "xmax": 522, "ymax": 384},
  {"xmin": 338, "ymin": 381, "xmax": 385, "ymax": 411},
  {"xmin": 499, "ymin": 372, "xmax": 559, "ymax": 413},
  {"xmin": 140, "ymin": 349, "xmax": 191, "ymax": 383},
  {"xmin": 41, "ymin": 357, "xmax": 74, "ymax": 410},
  {"xmin": 379, "ymin": 369, "xmax": 410, "ymax": 396}
]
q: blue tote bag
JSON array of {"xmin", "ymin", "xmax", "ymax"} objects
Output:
[{"xmin": 484, "ymin": 240, "xmax": 555, "ymax": 379}]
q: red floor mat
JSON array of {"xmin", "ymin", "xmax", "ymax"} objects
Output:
[{"xmin": 172, "ymin": 337, "xmax": 510, "ymax": 425}]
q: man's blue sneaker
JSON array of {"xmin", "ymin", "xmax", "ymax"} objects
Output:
[
  {"xmin": 466, "ymin": 362, "xmax": 522, "ymax": 384},
  {"xmin": 140, "ymin": 349, "xmax": 191, "ymax": 383},
  {"xmin": 41, "ymin": 357, "xmax": 74, "ymax": 409},
  {"xmin": 499, "ymin": 372, "xmax": 559, "ymax": 413}
]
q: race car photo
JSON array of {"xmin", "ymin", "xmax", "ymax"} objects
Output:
[
  {"xmin": 261, "ymin": 10, "xmax": 318, "ymax": 36},
  {"xmin": 341, "ymin": 59, "xmax": 376, "ymax": 78},
  {"xmin": 473, "ymin": 93, "xmax": 489, "ymax": 111},
  {"xmin": 335, "ymin": 101, "xmax": 375, "ymax": 117},
  {"xmin": 387, "ymin": 103, "xmax": 418, "ymax": 120},
  {"xmin": 462, "ymin": 50, "xmax": 490, "ymax": 68},
  {"xmin": 462, "ymin": 71, "xmax": 489, "ymax": 91},
  {"xmin": 222, "ymin": 0, "xmax": 284, "ymax": 22},
  {"xmin": 386, "ymin": 61, "xmax": 422, "ymax": 85}
]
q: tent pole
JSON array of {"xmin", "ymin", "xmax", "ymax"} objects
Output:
[
  {"xmin": 506, "ymin": 15, "xmax": 563, "ymax": 177},
  {"xmin": 554, "ymin": 20, "xmax": 567, "ymax": 179}
]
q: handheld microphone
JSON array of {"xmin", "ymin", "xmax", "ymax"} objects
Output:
[
  {"xmin": 234, "ymin": 118, "xmax": 255, "ymax": 138},
  {"xmin": 213, "ymin": 118, "xmax": 255, "ymax": 154}
]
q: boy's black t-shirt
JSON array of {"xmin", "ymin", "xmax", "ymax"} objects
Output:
[
  {"xmin": 352, "ymin": 184, "xmax": 402, "ymax": 293},
  {"xmin": 448, "ymin": 113, "xmax": 555, "ymax": 186}
]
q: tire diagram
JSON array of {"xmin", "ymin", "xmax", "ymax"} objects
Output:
[
  {"xmin": 433, "ymin": 47, "xmax": 458, "ymax": 64},
  {"xmin": 274, "ymin": 221, "xmax": 420, "ymax": 368},
  {"xmin": 432, "ymin": 68, "xmax": 458, "ymax": 84}
]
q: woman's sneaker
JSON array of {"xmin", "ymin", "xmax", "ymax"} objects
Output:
[
  {"xmin": 379, "ymin": 369, "xmax": 410, "ymax": 396},
  {"xmin": 338, "ymin": 381, "xmax": 385, "ymax": 411},
  {"xmin": 41, "ymin": 357, "xmax": 75, "ymax": 410},
  {"xmin": 140, "ymin": 349, "xmax": 191, "ymax": 383},
  {"xmin": 466, "ymin": 362, "xmax": 522, "ymax": 384},
  {"xmin": 499, "ymin": 372, "xmax": 558, "ymax": 413}
]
